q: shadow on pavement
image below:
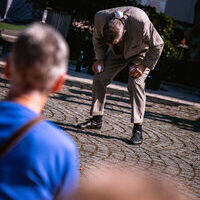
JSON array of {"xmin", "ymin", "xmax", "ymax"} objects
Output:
[
  {"xmin": 0, "ymin": 74, "xmax": 199, "ymax": 134},
  {"xmin": 54, "ymin": 121, "xmax": 132, "ymax": 145},
  {"xmin": 51, "ymin": 88, "xmax": 200, "ymax": 133},
  {"xmin": 69, "ymin": 87, "xmax": 185, "ymax": 107},
  {"xmin": 145, "ymin": 112, "xmax": 200, "ymax": 133},
  {"xmin": 67, "ymin": 66, "xmax": 200, "ymax": 105},
  {"xmin": 51, "ymin": 92, "xmax": 132, "ymax": 115}
]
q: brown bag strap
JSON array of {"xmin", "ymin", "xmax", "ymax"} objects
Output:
[{"xmin": 0, "ymin": 116, "xmax": 42, "ymax": 159}]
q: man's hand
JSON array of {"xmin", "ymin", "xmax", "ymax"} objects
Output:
[
  {"xmin": 92, "ymin": 60, "xmax": 104, "ymax": 74},
  {"xmin": 129, "ymin": 65, "xmax": 146, "ymax": 78}
]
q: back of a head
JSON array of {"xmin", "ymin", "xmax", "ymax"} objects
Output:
[
  {"xmin": 103, "ymin": 18, "xmax": 124, "ymax": 44},
  {"xmin": 10, "ymin": 23, "xmax": 68, "ymax": 92}
]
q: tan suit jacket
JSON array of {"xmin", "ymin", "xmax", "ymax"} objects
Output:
[{"xmin": 93, "ymin": 6, "xmax": 164, "ymax": 70}]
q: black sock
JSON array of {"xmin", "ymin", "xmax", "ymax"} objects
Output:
[
  {"xmin": 133, "ymin": 124, "xmax": 142, "ymax": 132},
  {"xmin": 92, "ymin": 115, "xmax": 102, "ymax": 122}
]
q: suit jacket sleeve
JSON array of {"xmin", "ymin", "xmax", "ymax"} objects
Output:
[
  {"xmin": 141, "ymin": 22, "xmax": 164, "ymax": 70},
  {"xmin": 93, "ymin": 12, "xmax": 107, "ymax": 60}
]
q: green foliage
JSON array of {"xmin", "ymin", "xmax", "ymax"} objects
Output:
[
  {"xmin": 136, "ymin": 5, "xmax": 183, "ymax": 61},
  {"xmin": 30, "ymin": 0, "xmax": 196, "ymax": 85},
  {"xmin": 29, "ymin": 0, "xmax": 183, "ymax": 61},
  {"xmin": 67, "ymin": 22, "xmax": 93, "ymax": 60},
  {"xmin": 29, "ymin": 0, "xmax": 134, "ymax": 19},
  {"xmin": 66, "ymin": 2, "xmax": 185, "ymax": 82},
  {"xmin": 0, "ymin": 22, "xmax": 26, "ymax": 30},
  {"xmin": 135, "ymin": 5, "xmax": 187, "ymax": 85}
]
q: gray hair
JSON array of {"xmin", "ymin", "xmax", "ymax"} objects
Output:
[
  {"xmin": 103, "ymin": 18, "xmax": 124, "ymax": 44},
  {"xmin": 10, "ymin": 22, "xmax": 68, "ymax": 92}
]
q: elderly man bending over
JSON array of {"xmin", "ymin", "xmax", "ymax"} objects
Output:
[
  {"xmin": 0, "ymin": 23, "xmax": 79, "ymax": 200},
  {"xmin": 76, "ymin": 6, "xmax": 164, "ymax": 145}
]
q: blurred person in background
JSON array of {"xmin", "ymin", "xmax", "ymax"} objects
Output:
[{"xmin": 0, "ymin": 23, "xmax": 79, "ymax": 200}]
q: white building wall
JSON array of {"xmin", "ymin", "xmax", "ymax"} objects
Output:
[
  {"xmin": 136, "ymin": 0, "xmax": 197, "ymax": 24},
  {"xmin": 140, "ymin": 0, "xmax": 168, "ymax": 13},
  {"xmin": 165, "ymin": 0, "xmax": 197, "ymax": 24}
]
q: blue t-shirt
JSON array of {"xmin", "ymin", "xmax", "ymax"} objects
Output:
[{"xmin": 0, "ymin": 101, "xmax": 79, "ymax": 200}]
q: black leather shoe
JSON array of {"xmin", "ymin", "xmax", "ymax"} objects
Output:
[
  {"xmin": 76, "ymin": 118, "xmax": 102, "ymax": 129},
  {"xmin": 129, "ymin": 130, "xmax": 143, "ymax": 145}
]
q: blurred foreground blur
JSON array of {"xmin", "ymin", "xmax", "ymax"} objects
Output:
[{"xmin": 71, "ymin": 165, "xmax": 194, "ymax": 200}]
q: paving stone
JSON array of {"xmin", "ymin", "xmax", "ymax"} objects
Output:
[{"xmin": 0, "ymin": 69, "xmax": 200, "ymax": 199}]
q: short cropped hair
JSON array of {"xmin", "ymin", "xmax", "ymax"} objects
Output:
[
  {"xmin": 103, "ymin": 18, "xmax": 124, "ymax": 44},
  {"xmin": 10, "ymin": 23, "xmax": 68, "ymax": 92}
]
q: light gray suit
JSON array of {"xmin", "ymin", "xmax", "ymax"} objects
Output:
[{"xmin": 91, "ymin": 6, "xmax": 164, "ymax": 123}]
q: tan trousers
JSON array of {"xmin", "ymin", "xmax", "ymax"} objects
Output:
[{"xmin": 90, "ymin": 51, "xmax": 150, "ymax": 123}]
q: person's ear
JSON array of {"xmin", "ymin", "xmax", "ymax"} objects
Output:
[
  {"xmin": 4, "ymin": 58, "xmax": 11, "ymax": 79},
  {"xmin": 51, "ymin": 74, "xmax": 66, "ymax": 93}
]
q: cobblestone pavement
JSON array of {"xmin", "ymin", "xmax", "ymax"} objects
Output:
[{"xmin": 0, "ymin": 69, "xmax": 200, "ymax": 199}]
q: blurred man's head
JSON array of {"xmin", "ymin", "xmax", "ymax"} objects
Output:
[
  {"xmin": 103, "ymin": 18, "xmax": 126, "ymax": 45},
  {"xmin": 6, "ymin": 23, "xmax": 68, "ymax": 94}
]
